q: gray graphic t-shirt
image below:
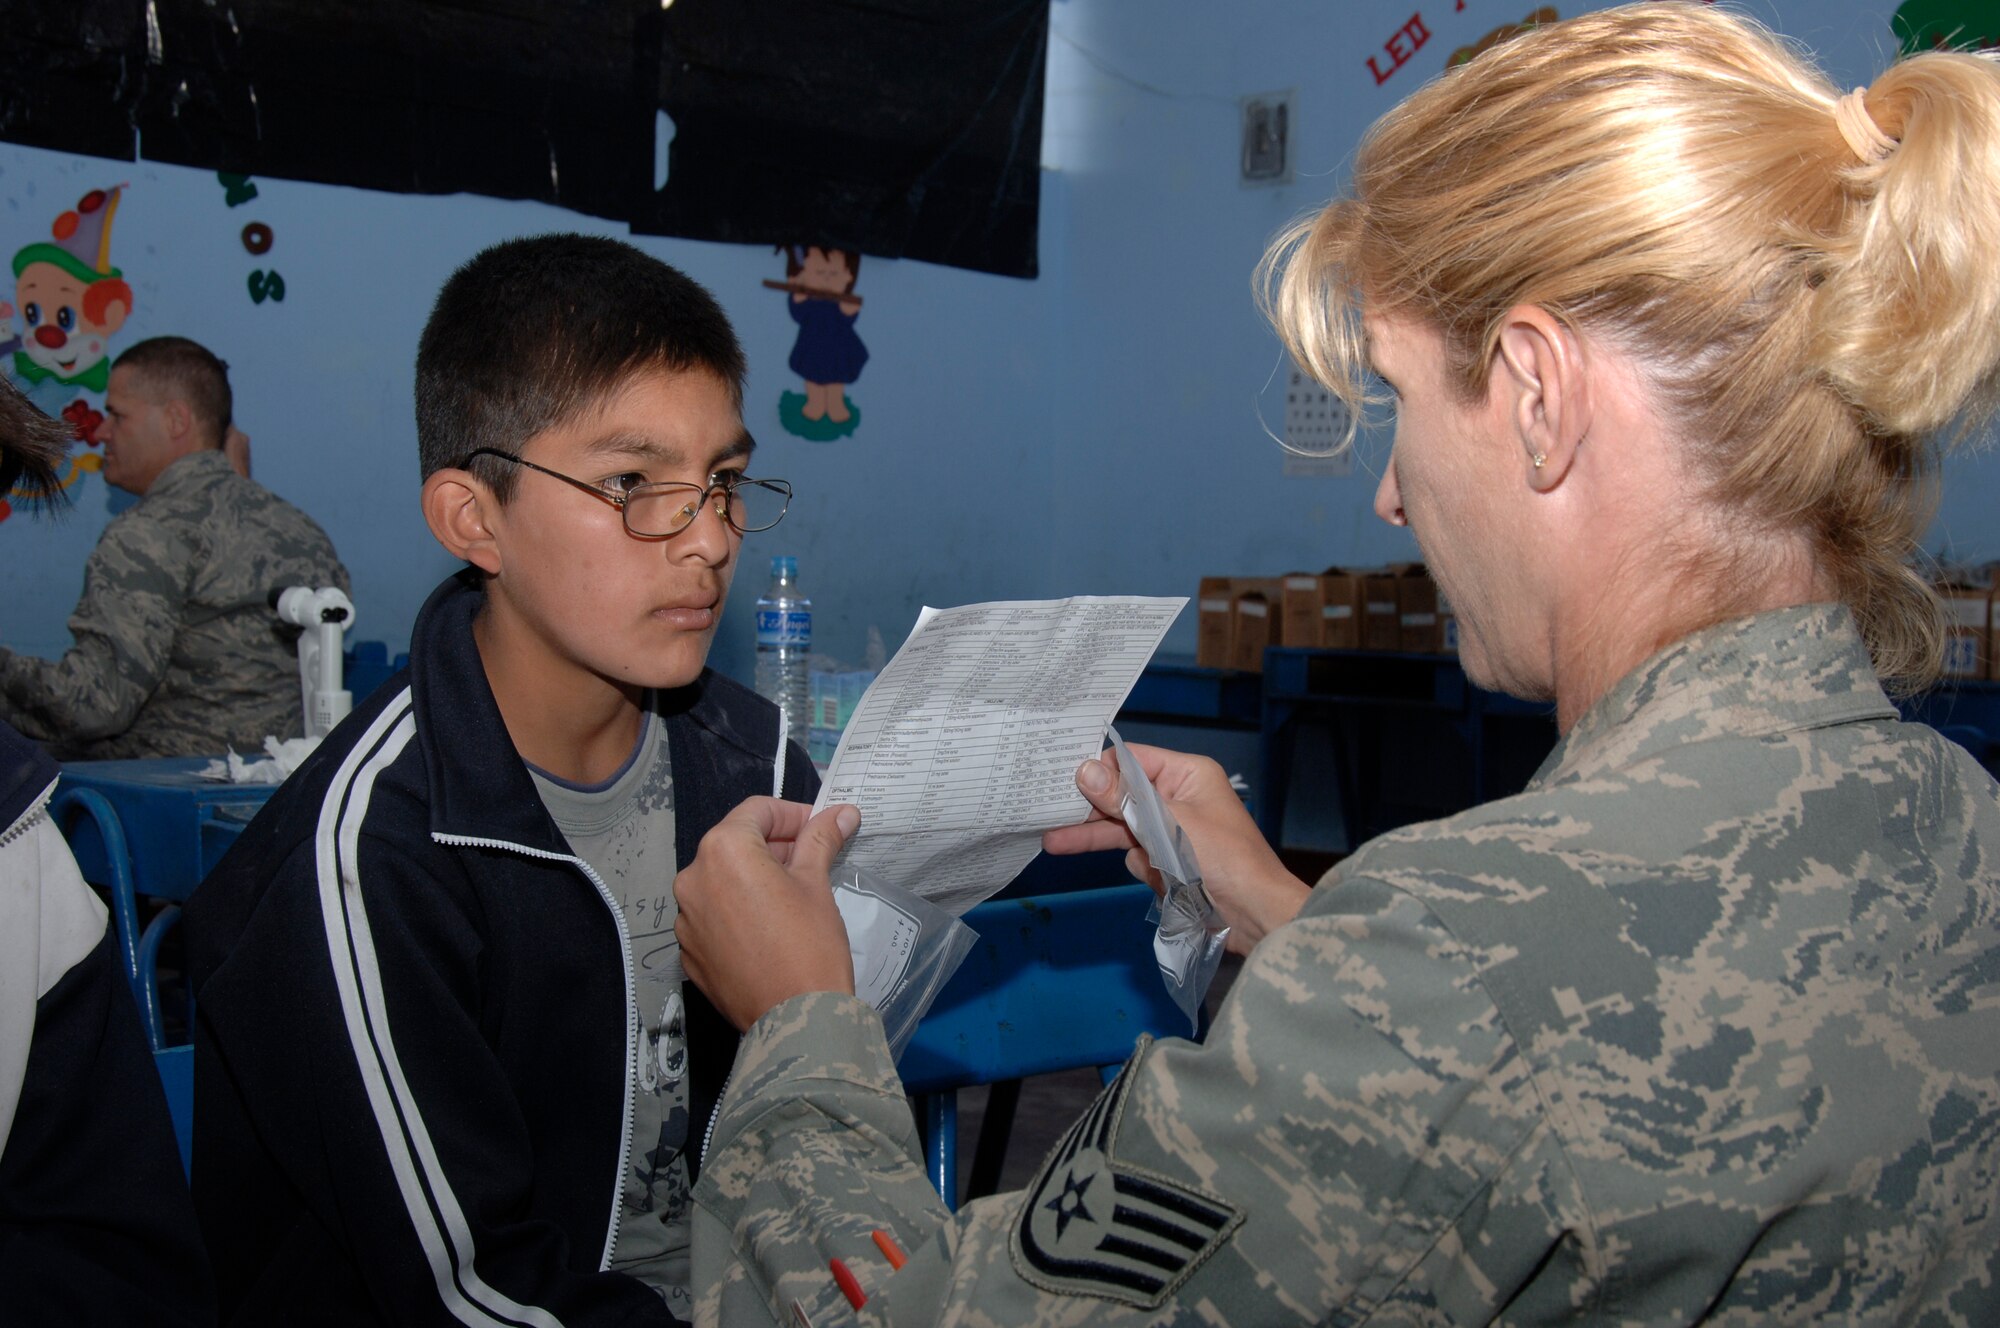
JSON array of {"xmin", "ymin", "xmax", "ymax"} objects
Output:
[{"xmin": 527, "ymin": 705, "xmax": 689, "ymax": 1315}]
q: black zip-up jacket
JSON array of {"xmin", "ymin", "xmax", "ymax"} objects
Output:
[
  {"xmin": 185, "ymin": 571, "xmax": 816, "ymax": 1326},
  {"xmin": 0, "ymin": 718, "xmax": 215, "ymax": 1324}
]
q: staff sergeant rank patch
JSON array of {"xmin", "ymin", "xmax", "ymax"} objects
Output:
[{"xmin": 1010, "ymin": 1040, "xmax": 1241, "ymax": 1307}]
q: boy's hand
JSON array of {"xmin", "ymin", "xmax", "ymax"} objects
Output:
[
  {"xmin": 1042, "ymin": 742, "xmax": 1310, "ymax": 954},
  {"xmin": 678, "ymin": 798, "xmax": 862, "ymax": 1032}
]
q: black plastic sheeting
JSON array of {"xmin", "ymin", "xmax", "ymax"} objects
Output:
[
  {"xmin": 0, "ymin": 0, "xmax": 1047, "ymax": 279},
  {"xmin": 645, "ymin": 0, "xmax": 1047, "ymax": 279},
  {"xmin": 0, "ymin": 0, "xmax": 145, "ymax": 161}
]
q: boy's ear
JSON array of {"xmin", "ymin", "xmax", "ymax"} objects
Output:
[{"xmin": 422, "ymin": 468, "xmax": 503, "ymax": 574}]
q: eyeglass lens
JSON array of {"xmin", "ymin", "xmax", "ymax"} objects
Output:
[{"xmin": 625, "ymin": 480, "xmax": 788, "ymax": 537}]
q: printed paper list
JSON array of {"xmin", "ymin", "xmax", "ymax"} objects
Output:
[{"xmin": 815, "ymin": 596, "xmax": 1185, "ymax": 913}]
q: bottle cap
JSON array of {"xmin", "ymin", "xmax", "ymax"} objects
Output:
[{"xmin": 772, "ymin": 555, "xmax": 798, "ymax": 578}]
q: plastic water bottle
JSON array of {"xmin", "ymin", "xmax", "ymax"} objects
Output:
[{"xmin": 754, "ymin": 555, "xmax": 812, "ymax": 739}]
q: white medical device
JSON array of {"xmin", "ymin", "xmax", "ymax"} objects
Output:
[{"xmin": 272, "ymin": 585, "xmax": 355, "ymax": 741}]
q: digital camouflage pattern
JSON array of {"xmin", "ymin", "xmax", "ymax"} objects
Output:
[
  {"xmin": 693, "ymin": 603, "xmax": 2000, "ymax": 1325},
  {"xmin": 0, "ymin": 450, "xmax": 348, "ymax": 759}
]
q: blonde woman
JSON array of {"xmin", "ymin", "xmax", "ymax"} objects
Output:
[{"xmin": 678, "ymin": 6, "xmax": 2000, "ymax": 1322}]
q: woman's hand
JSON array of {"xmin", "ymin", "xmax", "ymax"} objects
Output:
[
  {"xmin": 677, "ymin": 798, "xmax": 861, "ymax": 1032},
  {"xmin": 1042, "ymin": 743, "xmax": 1309, "ymax": 954}
]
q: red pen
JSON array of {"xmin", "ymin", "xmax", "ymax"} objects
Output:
[{"xmin": 829, "ymin": 1256, "xmax": 867, "ymax": 1309}]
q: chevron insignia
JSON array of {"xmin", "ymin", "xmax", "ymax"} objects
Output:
[{"xmin": 1010, "ymin": 1043, "xmax": 1242, "ymax": 1307}]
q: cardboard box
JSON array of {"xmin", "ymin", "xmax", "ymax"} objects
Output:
[
  {"xmin": 1196, "ymin": 576, "xmax": 1235, "ymax": 669},
  {"xmin": 1230, "ymin": 579, "xmax": 1285, "ymax": 672},
  {"xmin": 1398, "ymin": 565, "xmax": 1443, "ymax": 653},
  {"xmin": 1941, "ymin": 584, "xmax": 1991, "ymax": 680},
  {"xmin": 1320, "ymin": 570, "xmax": 1366, "ymax": 650},
  {"xmin": 1360, "ymin": 568, "xmax": 1402, "ymax": 651},
  {"xmin": 1281, "ymin": 568, "xmax": 1365, "ymax": 649},
  {"xmin": 1280, "ymin": 573, "xmax": 1323, "ymax": 647}
]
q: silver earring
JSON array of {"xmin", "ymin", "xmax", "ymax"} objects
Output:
[{"xmin": 1532, "ymin": 452, "xmax": 1546, "ymax": 470}]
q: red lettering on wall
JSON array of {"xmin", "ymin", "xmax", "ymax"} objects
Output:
[{"xmin": 1369, "ymin": 12, "xmax": 1434, "ymax": 85}]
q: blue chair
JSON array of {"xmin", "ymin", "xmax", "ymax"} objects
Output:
[
  {"xmin": 898, "ymin": 883, "xmax": 1192, "ymax": 1207},
  {"xmin": 50, "ymin": 785, "xmax": 152, "ymax": 1037},
  {"xmin": 344, "ymin": 640, "xmax": 410, "ymax": 704},
  {"xmin": 153, "ymin": 1044, "xmax": 194, "ymax": 1179},
  {"xmin": 54, "ymin": 764, "xmax": 275, "ymax": 1049}
]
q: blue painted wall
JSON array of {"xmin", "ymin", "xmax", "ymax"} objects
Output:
[{"xmin": 2, "ymin": 0, "xmax": 1991, "ymax": 691}]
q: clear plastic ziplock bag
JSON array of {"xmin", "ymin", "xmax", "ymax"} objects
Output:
[
  {"xmin": 832, "ymin": 862, "xmax": 978, "ymax": 1061},
  {"xmin": 1107, "ymin": 726, "xmax": 1230, "ymax": 1033}
]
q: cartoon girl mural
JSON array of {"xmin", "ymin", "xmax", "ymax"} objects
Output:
[{"xmin": 772, "ymin": 245, "xmax": 868, "ymax": 442}]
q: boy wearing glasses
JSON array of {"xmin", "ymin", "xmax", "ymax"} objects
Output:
[{"xmin": 184, "ymin": 234, "xmax": 811, "ymax": 1327}]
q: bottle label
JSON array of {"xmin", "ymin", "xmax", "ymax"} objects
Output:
[{"xmin": 756, "ymin": 609, "xmax": 812, "ymax": 648}]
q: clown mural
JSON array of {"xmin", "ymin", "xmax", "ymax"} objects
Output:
[
  {"xmin": 0, "ymin": 186, "xmax": 132, "ymax": 518},
  {"xmin": 1892, "ymin": 0, "xmax": 2000, "ymax": 52}
]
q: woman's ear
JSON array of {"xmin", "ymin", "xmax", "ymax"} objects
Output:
[
  {"xmin": 1494, "ymin": 305, "xmax": 1592, "ymax": 491},
  {"xmin": 422, "ymin": 469, "xmax": 502, "ymax": 574}
]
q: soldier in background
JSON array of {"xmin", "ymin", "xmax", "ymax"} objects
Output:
[
  {"xmin": 674, "ymin": 6, "xmax": 2000, "ymax": 1324},
  {"xmin": 0, "ymin": 335, "xmax": 348, "ymax": 759}
]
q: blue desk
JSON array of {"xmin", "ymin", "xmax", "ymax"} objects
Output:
[
  {"xmin": 1255, "ymin": 657, "xmax": 2000, "ymax": 857},
  {"xmin": 1260, "ymin": 648, "xmax": 1558, "ymax": 852},
  {"xmin": 56, "ymin": 757, "xmax": 280, "ymax": 902},
  {"xmin": 54, "ymin": 758, "xmax": 282, "ymax": 1048},
  {"xmin": 1121, "ymin": 656, "xmax": 1261, "ymax": 730},
  {"xmin": 1899, "ymin": 678, "xmax": 2000, "ymax": 775}
]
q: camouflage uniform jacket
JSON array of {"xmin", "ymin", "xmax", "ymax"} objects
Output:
[
  {"xmin": 0, "ymin": 450, "xmax": 348, "ymax": 758},
  {"xmin": 692, "ymin": 603, "xmax": 2000, "ymax": 1326}
]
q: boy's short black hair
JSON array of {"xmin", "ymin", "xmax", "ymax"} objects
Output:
[
  {"xmin": 114, "ymin": 336, "xmax": 233, "ymax": 449},
  {"xmin": 416, "ymin": 234, "xmax": 747, "ymax": 501}
]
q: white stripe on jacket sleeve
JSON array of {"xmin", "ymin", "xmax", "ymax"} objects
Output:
[{"xmin": 314, "ymin": 689, "xmax": 567, "ymax": 1328}]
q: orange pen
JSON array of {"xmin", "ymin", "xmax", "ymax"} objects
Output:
[{"xmin": 871, "ymin": 1229, "xmax": 909, "ymax": 1270}]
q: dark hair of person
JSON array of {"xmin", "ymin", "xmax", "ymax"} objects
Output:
[
  {"xmin": 781, "ymin": 244, "xmax": 861, "ymax": 293},
  {"xmin": 112, "ymin": 336, "xmax": 234, "ymax": 449},
  {"xmin": 415, "ymin": 233, "xmax": 748, "ymax": 501},
  {"xmin": 0, "ymin": 377, "xmax": 74, "ymax": 509}
]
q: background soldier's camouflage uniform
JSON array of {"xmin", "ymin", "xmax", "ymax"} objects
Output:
[
  {"xmin": 693, "ymin": 604, "xmax": 2000, "ymax": 1325},
  {"xmin": 0, "ymin": 450, "xmax": 348, "ymax": 759}
]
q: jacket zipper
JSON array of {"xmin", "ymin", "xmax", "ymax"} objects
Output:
[
  {"xmin": 700, "ymin": 1066, "xmax": 730, "ymax": 1170},
  {"xmin": 0, "ymin": 776, "xmax": 58, "ymax": 851},
  {"xmin": 433, "ymin": 831, "xmax": 638, "ymax": 1272}
]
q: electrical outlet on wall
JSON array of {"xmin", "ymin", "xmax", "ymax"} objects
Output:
[{"xmin": 1241, "ymin": 89, "xmax": 1295, "ymax": 186}]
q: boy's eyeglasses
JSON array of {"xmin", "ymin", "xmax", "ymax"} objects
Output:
[{"xmin": 456, "ymin": 447, "xmax": 791, "ymax": 537}]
